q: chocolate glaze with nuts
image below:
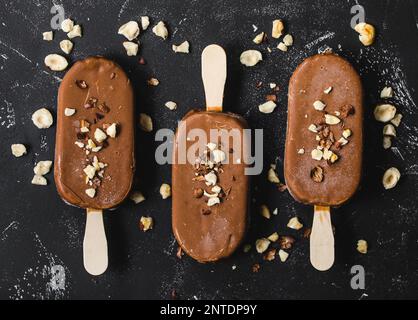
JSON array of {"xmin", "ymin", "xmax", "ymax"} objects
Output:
[
  {"xmin": 54, "ymin": 57, "xmax": 135, "ymax": 210},
  {"xmin": 172, "ymin": 110, "xmax": 249, "ymax": 263},
  {"xmin": 284, "ymin": 53, "xmax": 363, "ymax": 206}
]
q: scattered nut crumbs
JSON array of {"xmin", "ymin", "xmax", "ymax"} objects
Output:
[
  {"xmin": 253, "ymin": 32, "xmax": 265, "ymax": 44},
  {"xmin": 267, "ymin": 165, "xmax": 280, "ymax": 184},
  {"xmin": 139, "ymin": 216, "xmax": 153, "ymax": 232},
  {"xmin": 357, "ymin": 240, "xmax": 368, "ymax": 254}
]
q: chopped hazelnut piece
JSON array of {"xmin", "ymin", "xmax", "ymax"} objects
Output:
[
  {"xmin": 382, "ymin": 167, "xmax": 401, "ymax": 190},
  {"xmin": 33, "ymin": 160, "xmax": 52, "ymax": 176},
  {"xmin": 204, "ymin": 171, "xmax": 217, "ymax": 186},
  {"xmin": 240, "ymin": 50, "xmax": 262, "ymax": 67},
  {"xmin": 272, "ymin": 208, "xmax": 278, "ymax": 215},
  {"xmin": 43, "ymin": 31, "xmax": 53, "ymax": 41},
  {"xmin": 258, "ymin": 100, "xmax": 277, "ymax": 113},
  {"xmin": 255, "ymin": 238, "xmax": 271, "ymax": 253},
  {"xmin": 139, "ymin": 113, "xmax": 153, "ymax": 132},
  {"xmin": 32, "ymin": 108, "xmax": 54, "ymax": 129},
  {"xmin": 267, "ymin": 166, "xmax": 280, "ymax": 184},
  {"xmin": 160, "ymin": 183, "xmax": 171, "ymax": 199},
  {"xmin": 267, "ymin": 232, "xmax": 279, "ymax": 242},
  {"xmin": 252, "ymin": 263, "xmax": 261, "ymax": 273},
  {"xmin": 272, "ymin": 19, "xmax": 284, "ymax": 38},
  {"xmin": 147, "ymin": 78, "xmax": 159, "ymax": 86},
  {"xmin": 279, "ymin": 235, "xmax": 295, "ymax": 250},
  {"xmin": 31, "ymin": 175, "xmax": 47, "ymax": 186},
  {"xmin": 106, "ymin": 123, "xmax": 117, "ymax": 138},
  {"xmin": 11, "ymin": 144, "xmax": 27, "ymax": 157},
  {"xmin": 337, "ymin": 137, "xmax": 348, "ymax": 146},
  {"xmin": 324, "ymin": 114, "xmax": 341, "ymax": 125},
  {"xmin": 64, "ymin": 108, "xmax": 76, "ymax": 117},
  {"xmin": 94, "ymin": 128, "xmax": 107, "ymax": 143},
  {"xmin": 383, "ymin": 136, "xmax": 392, "ymax": 149},
  {"xmin": 313, "ymin": 100, "xmax": 326, "ymax": 111},
  {"xmin": 342, "ymin": 129, "xmax": 352, "ymax": 139},
  {"xmin": 354, "ymin": 22, "xmax": 375, "ymax": 46},
  {"xmin": 252, "ymin": 32, "xmax": 265, "ymax": 44},
  {"xmin": 357, "ymin": 240, "xmax": 368, "ymax": 254},
  {"xmin": 165, "ymin": 101, "xmax": 177, "ymax": 111},
  {"xmin": 311, "ymin": 148, "xmax": 323, "ymax": 161},
  {"xmin": 283, "ymin": 34, "xmax": 293, "ymax": 46},
  {"xmin": 61, "ymin": 19, "xmax": 74, "ymax": 33},
  {"xmin": 118, "ymin": 21, "xmax": 140, "ymax": 40},
  {"xmin": 172, "ymin": 41, "xmax": 190, "ymax": 53},
  {"xmin": 310, "ymin": 166, "xmax": 324, "ymax": 183},
  {"xmin": 297, "ymin": 148, "xmax": 305, "ymax": 154},
  {"xmin": 212, "ymin": 150, "xmax": 226, "ymax": 163},
  {"xmin": 83, "ymin": 165, "xmax": 96, "ymax": 179},
  {"xmin": 85, "ymin": 188, "xmax": 96, "ymax": 198},
  {"xmin": 193, "ymin": 188, "xmax": 204, "ymax": 198},
  {"xmin": 269, "ymin": 83, "xmax": 277, "ymax": 89},
  {"xmin": 380, "ymin": 86, "xmax": 394, "ymax": 99},
  {"xmin": 60, "ymin": 40, "xmax": 73, "ymax": 54},
  {"xmin": 277, "ymin": 42, "xmax": 287, "ymax": 52},
  {"xmin": 207, "ymin": 197, "xmax": 220, "ymax": 207},
  {"xmin": 374, "ymin": 104, "xmax": 396, "ymax": 122},
  {"xmin": 390, "ymin": 113, "xmax": 402, "ymax": 127},
  {"xmin": 152, "ymin": 21, "xmax": 168, "ymax": 40},
  {"xmin": 130, "ymin": 191, "xmax": 145, "ymax": 204},
  {"xmin": 324, "ymin": 86, "xmax": 333, "ymax": 94},
  {"xmin": 287, "ymin": 217, "xmax": 303, "ymax": 230},
  {"xmin": 278, "ymin": 249, "xmax": 289, "ymax": 262},
  {"xmin": 308, "ymin": 124, "xmax": 318, "ymax": 133},
  {"xmin": 264, "ymin": 249, "xmax": 276, "ymax": 261},
  {"xmin": 383, "ymin": 124, "xmax": 396, "ymax": 137},
  {"xmin": 74, "ymin": 141, "xmax": 84, "ymax": 148},
  {"xmin": 67, "ymin": 25, "xmax": 82, "ymax": 39},
  {"xmin": 141, "ymin": 16, "xmax": 150, "ymax": 30},
  {"xmin": 260, "ymin": 205, "xmax": 271, "ymax": 219},
  {"xmin": 139, "ymin": 216, "xmax": 153, "ymax": 231},
  {"xmin": 329, "ymin": 153, "xmax": 339, "ymax": 164},
  {"xmin": 44, "ymin": 54, "xmax": 68, "ymax": 71},
  {"xmin": 123, "ymin": 41, "xmax": 139, "ymax": 56}
]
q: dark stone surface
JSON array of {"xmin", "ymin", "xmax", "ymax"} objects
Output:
[{"xmin": 0, "ymin": 0, "xmax": 417, "ymax": 299}]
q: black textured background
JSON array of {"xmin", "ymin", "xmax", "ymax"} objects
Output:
[{"xmin": 0, "ymin": 0, "xmax": 417, "ymax": 300}]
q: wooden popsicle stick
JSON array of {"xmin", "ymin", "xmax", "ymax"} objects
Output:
[
  {"xmin": 310, "ymin": 205, "xmax": 335, "ymax": 271},
  {"xmin": 201, "ymin": 44, "xmax": 227, "ymax": 112},
  {"xmin": 83, "ymin": 208, "xmax": 108, "ymax": 276}
]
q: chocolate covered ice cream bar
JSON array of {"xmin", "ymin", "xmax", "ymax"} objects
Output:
[{"xmin": 285, "ymin": 53, "xmax": 363, "ymax": 207}]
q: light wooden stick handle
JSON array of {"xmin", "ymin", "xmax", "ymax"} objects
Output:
[
  {"xmin": 201, "ymin": 44, "xmax": 227, "ymax": 112},
  {"xmin": 310, "ymin": 205, "xmax": 334, "ymax": 271},
  {"xmin": 83, "ymin": 208, "xmax": 108, "ymax": 276}
]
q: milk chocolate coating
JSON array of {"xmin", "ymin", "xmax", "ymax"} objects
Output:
[
  {"xmin": 284, "ymin": 53, "xmax": 363, "ymax": 206},
  {"xmin": 54, "ymin": 57, "xmax": 135, "ymax": 210},
  {"xmin": 172, "ymin": 110, "xmax": 249, "ymax": 262}
]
